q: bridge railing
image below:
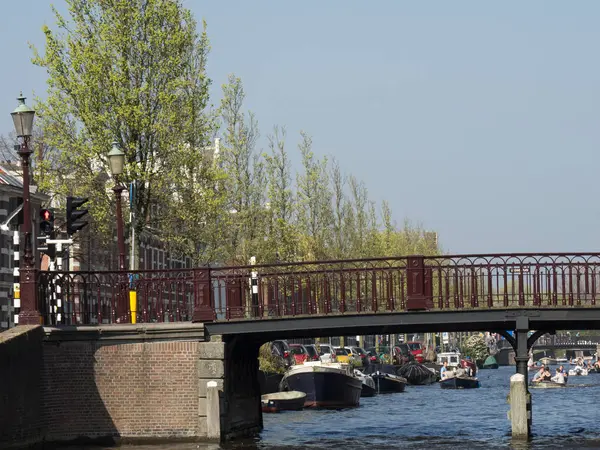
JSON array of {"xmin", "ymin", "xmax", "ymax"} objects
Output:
[
  {"xmin": 425, "ymin": 254, "xmax": 600, "ymax": 309},
  {"xmin": 36, "ymin": 253, "xmax": 600, "ymax": 324},
  {"xmin": 210, "ymin": 257, "xmax": 410, "ymax": 320},
  {"xmin": 38, "ymin": 268, "xmax": 197, "ymax": 325}
]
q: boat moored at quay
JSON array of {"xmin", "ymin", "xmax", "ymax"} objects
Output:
[{"xmin": 280, "ymin": 361, "xmax": 363, "ymax": 408}]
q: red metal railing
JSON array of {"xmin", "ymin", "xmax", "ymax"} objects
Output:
[{"xmin": 37, "ymin": 253, "xmax": 600, "ymax": 325}]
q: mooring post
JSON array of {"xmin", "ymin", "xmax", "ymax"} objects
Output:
[
  {"xmin": 511, "ymin": 317, "xmax": 532, "ymax": 439},
  {"xmin": 508, "ymin": 373, "xmax": 529, "ymax": 439},
  {"xmin": 206, "ymin": 380, "xmax": 221, "ymax": 440}
]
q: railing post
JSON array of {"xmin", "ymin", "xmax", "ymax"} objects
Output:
[
  {"xmin": 406, "ymin": 255, "xmax": 434, "ymax": 311},
  {"xmin": 192, "ymin": 267, "xmax": 214, "ymax": 323}
]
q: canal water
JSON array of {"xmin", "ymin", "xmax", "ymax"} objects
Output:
[{"xmin": 66, "ymin": 366, "xmax": 600, "ymax": 450}]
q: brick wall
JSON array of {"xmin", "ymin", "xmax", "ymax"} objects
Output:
[
  {"xmin": 0, "ymin": 323, "xmax": 252, "ymax": 448},
  {"xmin": 43, "ymin": 339, "xmax": 203, "ymax": 442},
  {"xmin": 0, "ymin": 326, "xmax": 45, "ymax": 448}
]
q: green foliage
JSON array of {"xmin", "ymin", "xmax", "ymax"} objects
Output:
[
  {"xmin": 258, "ymin": 343, "xmax": 285, "ymax": 374},
  {"xmin": 31, "ymin": 0, "xmax": 219, "ymax": 258},
  {"xmin": 461, "ymin": 334, "xmax": 489, "ymax": 362},
  {"xmin": 27, "ymin": 1, "xmax": 441, "ymax": 266}
]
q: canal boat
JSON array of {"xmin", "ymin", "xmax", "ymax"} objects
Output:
[
  {"xmin": 354, "ymin": 369, "xmax": 377, "ymax": 397},
  {"xmin": 568, "ymin": 366, "xmax": 588, "ymax": 376},
  {"xmin": 363, "ymin": 364, "xmax": 407, "ymax": 393},
  {"xmin": 261, "ymin": 391, "xmax": 306, "ymax": 413},
  {"xmin": 482, "ymin": 355, "xmax": 499, "ymax": 369},
  {"xmin": 280, "ymin": 361, "xmax": 362, "ymax": 408},
  {"xmin": 439, "ymin": 375, "xmax": 480, "ymax": 389},
  {"xmin": 529, "ymin": 380, "xmax": 566, "ymax": 389},
  {"xmin": 258, "ymin": 370, "xmax": 284, "ymax": 395},
  {"xmin": 397, "ymin": 361, "xmax": 437, "ymax": 385}
]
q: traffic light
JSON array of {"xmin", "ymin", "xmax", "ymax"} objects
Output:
[
  {"xmin": 39, "ymin": 208, "xmax": 55, "ymax": 236},
  {"xmin": 66, "ymin": 196, "xmax": 89, "ymax": 236}
]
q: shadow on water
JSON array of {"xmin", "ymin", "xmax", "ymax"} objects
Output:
[{"xmin": 76, "ymin": 366, "xmax": 600, "ymax": 450}]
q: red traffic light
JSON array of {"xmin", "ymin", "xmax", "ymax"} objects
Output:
[{"xmin": 40, "ymin": 208, "xmax": 54, "ymax": 222}]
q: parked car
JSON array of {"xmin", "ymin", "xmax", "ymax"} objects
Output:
[
  {"xmin": 406, "ymin": 341, "xmax": 425, "ymax": 363},
  {"xmin": 333, "ymin": 347, "xmax": 352, "ymax": 364},
  {"xmin": 304, "ymin": 344, "xmax": 320, "ymax": 362},
  {"xmin": 318, "ymin": 344, "xmax": 336, "ymax": 363},
  {"xmin": 271, "ymin": 340, "xmax": 294, "ymax": 367},
  {"xmin": 346, "ymin": 346, "xmax": 369, "ymax": 367},
  {"xmin": 344, "ymin": 347, "xmax": 363, "ymax": 366},
  {"xmin": 289, "ymin": 344, "xmax": 309, "ymax": 365}
]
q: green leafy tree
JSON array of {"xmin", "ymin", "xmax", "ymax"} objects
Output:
[
  {"xmin": 296, "ymin": 132, "xmax": 332, "ymax": 260},
  {"xmin": 219, "ymin": 75, "xmax": 267, "ymax": 263},
  {"xmin": 263, "ymin": 126, "xmax": 298, "ymax": 262},
  {"xmin": 31, "ymin": 0, "xmax": 216, "ymax": 257}
]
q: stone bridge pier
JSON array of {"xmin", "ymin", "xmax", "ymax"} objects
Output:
[{"xmin": 0, "ymin": 324, "xmax": 264, "ymax": 448}]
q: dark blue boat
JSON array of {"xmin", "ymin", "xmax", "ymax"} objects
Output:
[{"xmin": 440, "ymin": 376, "xmax": 480, "ymax": 389}]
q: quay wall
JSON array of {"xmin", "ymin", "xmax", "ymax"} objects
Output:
[
  {"xmin": 0, "ymin": 323, "xmax": 261, "ymax": 448},
  {"xmin": 0, "ymin": 326, "xmax": 45, "ymax": 447}
]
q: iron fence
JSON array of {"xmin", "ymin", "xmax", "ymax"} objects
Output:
[{"xmin": 36, "ymin": 253, "xmax": 600, "ymax": 325}]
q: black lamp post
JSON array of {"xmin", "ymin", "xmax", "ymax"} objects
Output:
[
  {"xmin": 107, "ymin": 141, "xmax": 126, "ymax": 272},
  {"xmin": 10, "ymin": 93, "xmax": 41, "ymax": 325}
]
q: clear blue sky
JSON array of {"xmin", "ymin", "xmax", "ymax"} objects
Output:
[{"xmin": 2, "ymin": 1, "xmax": 599, "ymax": 254}]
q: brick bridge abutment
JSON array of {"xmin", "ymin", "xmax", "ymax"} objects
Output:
[{"xmin": 0, "ymin": 324, "xmax": 263, "ymax": 448}]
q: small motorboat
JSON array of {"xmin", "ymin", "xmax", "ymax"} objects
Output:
[
  {"xmin": 568, "ymin": 366, "xmax": 588, "ymax": 376},
  {"xmin": 261, "ymin": 391, "xmax": 306, "ymax": 413},
  {"xmin": 530, "ymin": 381, "xmax": 567, "ymax": 389},
  {"xmin": 440, "ymin": 376, "xmax": 480, "ymax": 389},
  {"xmin": 363, "ymin": 364, "xmax": 407, "ymax": 393},
  {"xmin": 354, "ymin": 369, "xmax": 377, "ymax": 397},
  {"xmin": 482, "ymin": 355, "xmax": 499, "ymax": 370}
]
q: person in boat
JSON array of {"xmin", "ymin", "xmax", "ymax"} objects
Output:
[
  {"xmin": 551, "ymin": 368, "xmax": 566, "ymax": 384},
  {"xmin": 440, "ymin": 361, "xmax": 449, "ymax": 379},
  {"xmin": 532, "ymin": 365, "xmax": 546, "ymax": 383},
  {"xmin": 542, "ymin": 367, "xmax": 552, "ymax": 381}
]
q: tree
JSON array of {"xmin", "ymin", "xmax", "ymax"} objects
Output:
[
  {"xmin": 263, "ymin": 126, "xmax": 297, "ymax": 262},
  {"xmin": 296, "ymin": 132, "xmax": 332, "ymax": 260},
  {"xmin": 31, "ymin": 0, "xmax": 215, "ymax": 257},
  {"xmin": 219, "ymin": 75, "xmax": 267, "ymax": 263}
]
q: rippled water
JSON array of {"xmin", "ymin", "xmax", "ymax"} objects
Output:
[{"xmin": 69, "ymin": 366, "xmax": 600, "ymax": 450}]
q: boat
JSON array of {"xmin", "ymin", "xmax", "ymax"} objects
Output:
[
  {"xmin": 539, "ymin": 357, "xmax": 557, "ymax": 365},
  {"xmin": 568, "ymin": 366, "xmax": 588, "ymax": 376},
  {"xmin": 440, "ymin": 376, "xmax": 480, "ymax": 389},
  {"xmin": 258, "ymin": 370, "xmax": 284, "ymax": 395},
  {"xmin": 280, "ymin": 361, "xmax": 362, "ymax": 408},
  {"xmin": 362, "ymin": 364, "xmax": 407, "ymax": 393},
  {"xmin": 482, "ymin": 355, "xmax": 499, "ymax": 369},
  {"xmin": 437, "ymin": 351, "xmax": 477, "ymax": 376},
  {"xmin": 354, "ymin": 369, "xmax": 377, "ymax": 397},
  {"xmin": 261, "ymin": 391, "xmax": 306, "ymax": 413},
  {"xmin": 529, "ymin": 381, "xmax": 566, "ymax": 389},
  {"xmin": 397, "ymin": 361, "xmax": 437, "ymax": 385}
]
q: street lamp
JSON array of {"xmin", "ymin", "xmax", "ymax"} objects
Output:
[
  {"xmin": 107, "ymin": 141, "xmax": 126, "ymax": 271},
  {"xmin": 10, "ymin": 93, "xmax": 40, "ymax": 325}
]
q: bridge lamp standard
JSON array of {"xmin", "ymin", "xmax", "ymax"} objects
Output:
[
  {"xmin": 11, "ymin": 93, "xmax": 41, "ymax": 325},
  {"xmin": 107, "ymin": 141, "xmax": 127, "ymax": 272}
]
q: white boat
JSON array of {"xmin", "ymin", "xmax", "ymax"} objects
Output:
[
  {"xmin": 568, "ymin": 366, "xmax": 588, "ymax": 376},
  {"xmin": 354, "ymin": 369, "xmax": 376, "ymax": 397},
  {"xmin": 436, "ymin": 352, "xmax": 462, "ymax": 368}
]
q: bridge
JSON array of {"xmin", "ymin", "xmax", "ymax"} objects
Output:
[{"xmin": 3, "ymin": 252, "xmax": 600, "ymax": 446}]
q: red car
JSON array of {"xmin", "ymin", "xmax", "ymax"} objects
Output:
[
  {"xmin": 406, "ymin": 341, "xmax": 425, "ymax": 363},
  {"xmin": 288, "ymin": 344, "xmax": 309, "ymax": 365}
]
